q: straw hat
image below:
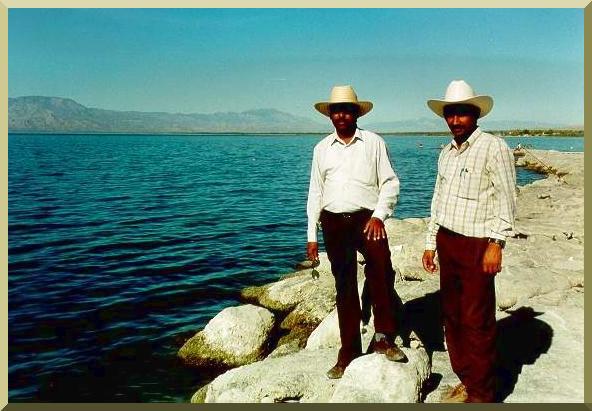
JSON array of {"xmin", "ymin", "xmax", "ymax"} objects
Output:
[
  {"xmin": 314, "ymin": 85, "xmax": 373, "ymax": 117},
  {"xmin": 427, "ymin": 80, "xmax": 493, "ymax": 118}
]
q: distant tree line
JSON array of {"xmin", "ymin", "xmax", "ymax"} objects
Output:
[
  {"xmin": 382, "ymin": 129, "xmax": 583, "ymax": 137},
  {"xmin": 497, "ymin": 129, "xmax": 584, "ymax": 137}
]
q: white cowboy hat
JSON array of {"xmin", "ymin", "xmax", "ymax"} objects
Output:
[
  {"xmin": 427, "ymin": 80, "xmax": 493, "ymax": 118},
  {"xmin": 314, "ymin": 85, "xmax": 373, "ymax": 117}
]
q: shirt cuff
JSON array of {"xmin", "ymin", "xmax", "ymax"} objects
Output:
[
  {"xmin": 488, "ymin": 231, "xmax": 507, "ymax": 242},
  {"xmin": 425, "ymin": 227, "xmax": 438, "ymax": 250},
  {"xmin": 307, "ymin": 222, "xmax": 318, "ymax": 243},
  {"xmin": 371, "ymin": 210, "xmax": 389, "ymax": 222},
  {"xmin": 425, "ymin": 237, "xmax": 437, "ymax": 251}
]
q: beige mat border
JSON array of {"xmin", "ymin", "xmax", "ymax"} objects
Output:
[{"xmin": 1, "ymin": 1, "xmax": 589, "ymax": 410}]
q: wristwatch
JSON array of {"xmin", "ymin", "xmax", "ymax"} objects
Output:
[{"xmin": 488, "ymin": 238, "xmax": 506, "ymax": 249}]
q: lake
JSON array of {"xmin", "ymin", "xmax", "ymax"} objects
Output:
[{"xmin": 7, "ymin": 133, "xmax": 583, "ymax": 402}]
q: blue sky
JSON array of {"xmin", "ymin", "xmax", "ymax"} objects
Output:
[{"xmin": 8, "ymin": 8, "xmax": 584, "ymax": 125}]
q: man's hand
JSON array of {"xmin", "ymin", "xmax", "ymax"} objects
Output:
[
  {"xmin": 482, "ymin": 242, "xmax": 502, "ymax": 274},
  {"xmin": 422, "ymin": 250, "xmax": 438, "ymax": 273},
  {"xmin": 307, "ymin": 242, "xmax": 319, "ymax": 263},
  {"xmin": 363, "ymin": 217, "xmax": 387, "ymax": 241}
]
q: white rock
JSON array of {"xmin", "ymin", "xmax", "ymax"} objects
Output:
[
  {"xmin": 330, "ymin": 348, "xmax": 431, "ymax": 403},
  {"xmin": 306, "ymin": 309, "xmax": 341, "ymax": 350},
  {"xmin": 178, "ymin": 304, "xmax": 275, "ymax": 368},
  {"xmin": 306, "ymin": 309, "xmax": 375, "ymax": 353},
  {"xmin": 197, "ymin": 348, "xmax": 340, "ymax": 403},
  {"xmin": 241, "ymin": 252, "xmax": 336, "ymax": 330}
]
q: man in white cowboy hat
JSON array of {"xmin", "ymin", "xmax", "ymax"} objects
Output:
[
  {"xmin": 307, "ymin": 85, "xmax": 407, "ymax": 379},
  {"xmin": 422, "ymin": 80, "xmax": 516, "ymax": 403}
]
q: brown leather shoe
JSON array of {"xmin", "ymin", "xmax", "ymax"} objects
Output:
[
  {"xmin": 326, "ymin": 363, "xmax": 347, "ymax": 379},
  {"xmin": 373, "ymin": 339, "xmax": 408, "ymax": 363},
  {"xmin": 440, "ymin": 383, "xmax": 468, "ymax": 403}
]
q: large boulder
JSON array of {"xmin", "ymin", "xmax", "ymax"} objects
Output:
[
  {"xmin": 305, "ymin": 309, "xmax": 341, "ymax": 350},
  {"xmin": 194, "ymin": 348, "xmax": 341, "ymax": 403},
  {"xmin": 178, "ymin": 304, "xmax": 275, "ymax": 368},
  {"xmin": 278, "ymin": 286, "xmax": 336, "ymax": 330},
  {"xmin": 306, "ymin": 308, "xmax": 376, "ymax": 352},
  {"xmin": 330, "ymin": 349, "xmax": 431, "ymax": 403},
  {"xmin": 194, "ymin": 345, "xmax": 431, "ymax": 403},
  {"xmin": 240, "ymin": 253, "xmax": 337, "ymax": 333},
  {"xmin": 241, "ymin": 253, "xmax": 334, "ymax": 312},
  {"xmin": 305, "ymin": 275, "xmax": 377, "ymax": 351},
  {"xmin": 241, "ymin": 252, "xmax": 365, "ymax": 350},
  {"xmin": 305, "ymin": 260, "xmax": 440, "ymax": 353},
  {"xmin": 268, "ymin": 323, "xmax": 319, "ymax": 358}
]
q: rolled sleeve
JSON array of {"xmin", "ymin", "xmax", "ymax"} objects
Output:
[
  {"xmin": 373, "ymin": 140, "xmax": 399, "ymax": 221},
  {"xmin": 487, "ymin": 141, "xmax": 517, "ymax": 240},
  {"xmin": 306, "ymin": 147, "xmax": 323, "ymax": 242},
  {"xmin": 425, "ymin": 172, "xmax": 441, "ymax": 251}
]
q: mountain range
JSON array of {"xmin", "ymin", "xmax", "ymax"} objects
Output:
[
  {"xmin": 8, "ymin": 96, "xmax": 328, "ymax": 134},
  {"xmin": 8, "ymin": 96, "xmax": 582, "ymax": 134}
]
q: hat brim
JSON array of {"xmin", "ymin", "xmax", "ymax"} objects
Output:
[
  {"xmin": 427, "ymin": 96, "xmax": 493, "ymax": 119},
  {"xmin": 314, "ymin": 101, "xmax": 373, "ymax": 117}
]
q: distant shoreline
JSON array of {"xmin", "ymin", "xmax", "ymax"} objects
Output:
[{"xmin": 7, "ymin": 129, "xmax": 585, "ymax": 137}]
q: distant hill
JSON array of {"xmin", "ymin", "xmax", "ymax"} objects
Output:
[
  {"xmin": 8, "ymin": 96, "xmax": 329, "ymax": 134},
  {"xmin": 9, "ymin": 96, "xmax": 581, "ymax": 134}
]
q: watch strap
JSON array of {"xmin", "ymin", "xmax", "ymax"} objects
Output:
[{"xmin": 488, "ymin": 238, "xmax": 506, "ymax": 249}]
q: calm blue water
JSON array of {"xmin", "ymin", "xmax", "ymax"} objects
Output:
[{"xmin": 8, "ymin": 133, "xmax": 583, "ymax": 402}]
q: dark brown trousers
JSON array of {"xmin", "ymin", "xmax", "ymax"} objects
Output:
[
  {"xmin": 320, "ymin": 209, "xmax": 398, "ymax": 364},
  {"xmin": 436, "ymin": 227, "xmax": 497, "ymax": 403}
]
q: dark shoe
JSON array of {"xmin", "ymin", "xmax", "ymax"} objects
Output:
[
  {"xmin": 326, "ymin": 363, "xmax": 347, "ymax": 379},
  {"xmin": 464, "ymin": 395, "xmax": 493, "ymax": 403},
  {"xmin": 374, "ymin": 338, "xmax": 408, "ymax": 363},
  {"xmin": 440, "ymin": 383, "xmax": 468, "ymax": 403},
  {"xmin": 384, "ymin": 345, "xmax": 408, "ymax": 362}
]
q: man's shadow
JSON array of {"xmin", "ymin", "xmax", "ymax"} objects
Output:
[
  {"xmin": 389, "ymin": 290, "xmax": 553, "ymax": 402},
  {"xmin": 395, "ymin": 290, "xmax": 447, "ymax": 396},
  {"xmin": 398, "ymin": 290, "xmax": 446, "ymax": 354},
  {"xmin": 495, "ymin": 306, "xmax": 553, "ymax": 402}
]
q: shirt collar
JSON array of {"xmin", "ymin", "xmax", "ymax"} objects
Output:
[
  {"xmin": 449, "ymin": 127, "xmax": 482, "ymax": 152},
  {"xmin": 331, "ymin": 128, "xmax": 364, "ymax": 146}
]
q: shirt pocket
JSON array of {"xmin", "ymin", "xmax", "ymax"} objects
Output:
[{"xmin": 456, "ymin": 167, "xmax": 481, "ymax": 200}]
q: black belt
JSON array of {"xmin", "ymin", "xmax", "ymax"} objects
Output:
[
  {"xmin": 438, "ymin": 226, "xmax": 488, "ymax": 241},
  {"xmin": 438, "ymin": 226, "xmax": 465, "ymax": 237},
  {"xmin": 321, "ymin": 209, "xmax": 372, "ymax": 219}
]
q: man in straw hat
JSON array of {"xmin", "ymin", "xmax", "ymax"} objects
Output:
[
  {"xmin": 422, "ymin": 80, "xmax": 516, "ymax": 402},
  {"xmin": 307, "ymin": 85, "xmax": 407, "ymax": 379}
]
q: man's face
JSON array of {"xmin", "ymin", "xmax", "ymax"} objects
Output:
[
  {"xmin": 443, "ymin": 104, "xmax": 479, "ymax": 140},
  {"xmin": 329, "ymin": 103, "xmax": 359, "ymax": 132}
]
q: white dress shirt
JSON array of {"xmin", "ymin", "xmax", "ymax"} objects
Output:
[
  {"xmin": 425, "ymin": 127, "xmax": 517, "ymax": 250},
  {"xmin": 307, "ymin": 128, "xmax": 400, "ymax": 242}
]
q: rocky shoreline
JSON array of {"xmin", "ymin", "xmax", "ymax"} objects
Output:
[{"xmin": 177, "ymin": 149, "xmax": 584, "ymax": 403}]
